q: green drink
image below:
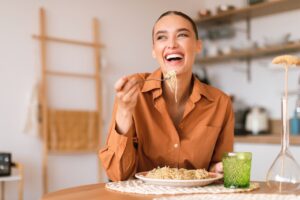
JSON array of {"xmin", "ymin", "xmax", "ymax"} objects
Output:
[{"xmin": 222, "ymin": 152, "xmax": 252, "ymax": 188}]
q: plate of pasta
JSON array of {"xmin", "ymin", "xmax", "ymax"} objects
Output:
[{"xmin": 135, "ymin": 167, "xmax": 223, "ymax": 187}]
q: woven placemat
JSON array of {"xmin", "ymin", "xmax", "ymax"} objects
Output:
[
  {"xmin": 105, "ymin": 180, "xmax": 259, "ymax": 195},
  {"xmin": 154, "ymin": 193, "xmax": 300, "ymax": 200}
]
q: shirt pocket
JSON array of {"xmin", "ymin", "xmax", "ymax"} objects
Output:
[
  {"xmin": 196, "ymin": 125, "xmax": 221, "ymax": 144},
  {"xmin": 185, "ymin": 125, "xmax": 221, "ymax": 163}
]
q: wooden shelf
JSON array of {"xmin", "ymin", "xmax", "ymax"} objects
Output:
[
  {"xmin": 235, "ymin": 134, "xmax": 300, "ymax": 145},
  {"xmin": 197, "ymin": 41, "xmax": 300, "ymax": 65},
  {"xmin": 195, "ymin": 0, "xmax": 300, "ymax": 145},
  {"xmin": 195, "ymin": 0, "xmax": 300, "ymax": 65},
  {"xmin": 196, "ymin": 0, "xmax": 300, "ymax": 26}
]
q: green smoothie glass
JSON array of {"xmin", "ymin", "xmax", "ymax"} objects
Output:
[{"xmin": 222, "ymin": 152, "xmax": 252, "ymax": 188}]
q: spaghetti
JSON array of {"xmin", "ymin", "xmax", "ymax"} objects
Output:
[
  {"xmin": 145, "ymin": 166, "xmax": 209, "ymax": 180},
  {"xmin": 164, "ymin": 70, "xmax": 178, "ymax": 102}
]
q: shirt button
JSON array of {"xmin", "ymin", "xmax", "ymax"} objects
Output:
[{"xmin": 174, "ymin": 143, "xmax": 179, "ymax": 148}]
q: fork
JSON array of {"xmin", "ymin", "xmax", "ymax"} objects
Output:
[{"xmin": 138, "ymin": 77, "xmax": 171, "ymax": 83}]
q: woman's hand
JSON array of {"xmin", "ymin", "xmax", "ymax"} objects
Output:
[
  {"xmin": 209, "ymin": 162, "xmax": 223, "ymax": 173},
  {"xmin": 114, "ymin": 76, "xmax": 141, "ymax": 134}
]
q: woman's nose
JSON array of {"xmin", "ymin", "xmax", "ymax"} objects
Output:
[{"xmin": 167, "ymin": 38, "xmax": 178, "ymax": 48}]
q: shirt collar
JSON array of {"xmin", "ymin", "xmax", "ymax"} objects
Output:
[{"xmin": 190, "ymin": 75, "xmax": 215, "ymax": 103}]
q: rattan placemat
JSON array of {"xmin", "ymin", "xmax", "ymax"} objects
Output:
[
  {"xmin": 154, "ymin": 193, "xmax": 300, "ymax": 200},
  {"xmin": 105, "ymin": 180, "xmax": 259, "ymax": 195}
]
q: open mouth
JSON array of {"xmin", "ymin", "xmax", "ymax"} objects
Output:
[{"xmin": 165, "ymin": 53, "xmax": 184, "ymax": 62}]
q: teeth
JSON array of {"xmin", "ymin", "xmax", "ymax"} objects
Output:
[{"xmin": 166, "ymin": 54, "xmax": 183, "ymax": 60}]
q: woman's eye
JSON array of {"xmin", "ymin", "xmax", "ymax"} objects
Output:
[
  {"xmin": 178, "ymin": 33, "xmax": 188, "ymax": 38},
  {"xmin": 157, "ymin": 35, "xmax": 167, "ymax": 40}
]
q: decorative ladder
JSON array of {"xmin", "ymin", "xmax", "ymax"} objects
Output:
[{"xmin": 32, "ymin": 7, "xmax": 104, "ymax": 194}]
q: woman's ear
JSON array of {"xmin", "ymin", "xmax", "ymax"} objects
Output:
[{"xmin": 195, "ymin": 40, "xmax": 202, "ymax": 53}]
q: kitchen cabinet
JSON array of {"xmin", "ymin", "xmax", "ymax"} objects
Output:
[
  {"xmin": 235, "ymin": 118, "xmax": 300, "ymax": 145},
  {"xmin": 235, "ymin": 134, "xmax": 300, "ymax": 145},
  {"xmin": 195, "ymin": 0, "xmax": 300, "ymax": 65}
]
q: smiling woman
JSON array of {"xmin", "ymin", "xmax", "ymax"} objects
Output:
[
  {"xmin": 151, "ymin": 11, "xmax": 201, "ymax": 78},
  {"xmin": 99, "ymin": 11, "xmax": 234, "ymax": 182}
]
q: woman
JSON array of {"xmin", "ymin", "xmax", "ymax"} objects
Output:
[{"xmin": 99, "ymin": 11, "xmax": 234, "ymax": 181}]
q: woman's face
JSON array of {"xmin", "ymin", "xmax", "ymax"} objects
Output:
[{"xmin": 152, "ymin": 14, "xmax": 201, "ymax": 76}]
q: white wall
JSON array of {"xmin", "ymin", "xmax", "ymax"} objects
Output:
[
  {"xmin": 1, "ymin": 0, "xmax": 300, "ymax": 200},
  {"xmin": 235, "ymin": 143, "xmax": 300, "ymax": 181}
]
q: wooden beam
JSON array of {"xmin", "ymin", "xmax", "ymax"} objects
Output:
[
  {"xmin": 196, "ymin": 0, "xmax": 300, "ymax": 25},
  {"xmin": 39, "ymin": 7, "xmax": 49, "ymax": 194},
  {"xmin": 32, "ymin": 35, "xmax": 104, "ymax": 48},
  {"xmin": 46, "ymin": 70, "xmax": 96, "ymax": 79},
  {"xmin": 198, "ymin": 42, "xmax": 300, "ymax": 65},
  {"xmin": 16, "ymin": 163, "xmax": 24, "ymax": 200},
  {"xmin": 48, "ymin": 149, "xmax": 98, "ymax": 154},
  {"xmin": 93, "ymin": 18, "xmax": 103, "ymax": 182}
]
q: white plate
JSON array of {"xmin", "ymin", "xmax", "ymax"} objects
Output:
[{"xmin": 135, "ymin": 171, "xmax": 223, "ymax": 187}]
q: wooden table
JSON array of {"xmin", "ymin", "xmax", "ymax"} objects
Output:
[{"xmin": 41, "ymin": 182, "xmax": 300, "ymax": 200}]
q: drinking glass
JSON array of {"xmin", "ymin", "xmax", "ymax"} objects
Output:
[{"xmin": 222, "ymin": 152, "xmax": 252, "ymax": 188}]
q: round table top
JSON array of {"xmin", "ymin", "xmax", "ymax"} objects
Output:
[
  {"xmin": 42, "ymin": 183, "xmax": 155, "ymax": 200},
  {"xmin": 41, "ymin": 182, "xmax": 299, "ymax": 200}
]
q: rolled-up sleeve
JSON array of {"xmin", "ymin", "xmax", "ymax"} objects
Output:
[{"xmin": 99, "ymin": 101, "xmax": 137, "ymax": 181}]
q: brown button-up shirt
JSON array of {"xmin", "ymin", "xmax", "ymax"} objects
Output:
[{"xmin": 99, "ymin": 69, "xmax": 234, "ymax": 181}]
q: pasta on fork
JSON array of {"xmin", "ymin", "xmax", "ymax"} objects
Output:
[{"xmin": 164, "ymin": 70, "xmax": 178, "ymax": 102}]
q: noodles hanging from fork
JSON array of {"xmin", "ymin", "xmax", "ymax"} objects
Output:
[{"xmin": 164, "ymin": 70, "xmax": 177, "ymax": 102}]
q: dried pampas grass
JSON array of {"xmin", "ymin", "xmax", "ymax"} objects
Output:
[{"xmin": 272, "ymin": 55, "xmax": 300, "ymax": 66}]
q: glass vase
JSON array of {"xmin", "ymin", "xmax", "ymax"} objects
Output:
[{"xmin": 266, "ymin": 97, "xmax": 300, "ymax": 192}]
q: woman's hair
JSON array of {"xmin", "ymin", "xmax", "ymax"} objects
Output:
[{"xmin": 153, "ymin": 11, "xmax": 199, "ymax": 40}]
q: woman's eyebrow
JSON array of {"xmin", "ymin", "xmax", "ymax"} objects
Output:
[
  {"xmin": 177, "ymin": 28, "xmax": 190, "ymax": 33},
  {"xmin": 154, "ymin": 30, "xmax": 167, "ymax": 36},
  {"xmin": 154, "ymin": 28, "xmax": 190, "ymax": 36}
]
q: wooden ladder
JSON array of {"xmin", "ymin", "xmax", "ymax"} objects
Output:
[{"xmin": 32, "ymin": 7, "xmax": 104, "ymax": 194}]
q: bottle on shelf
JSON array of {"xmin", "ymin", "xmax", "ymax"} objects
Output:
[{"xmin": 290, "ymin": 77, "xmax": 300, "ymax": 135}]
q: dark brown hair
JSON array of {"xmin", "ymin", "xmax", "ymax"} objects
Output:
[{"xmin": 153, "ymin": 11, "xmax": 199, "ymax": 40}]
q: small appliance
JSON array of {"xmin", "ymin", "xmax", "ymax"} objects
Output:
[
  {"xmin": 245, "ymin": 107, "xmax": 269, "ymax": 135},
  {"xmin": 0, "ymin": 153, "xmax": 12, "ymax": 176}
]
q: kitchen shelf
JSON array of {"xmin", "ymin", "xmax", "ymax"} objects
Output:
[
  {"xmin": 197, "ymin": 41, "xmax": 300, "ymax": 65},
  {"xmin": 235, "ymin": 134, "xmax": 300, "ymax": 145},
  {"xmin": 196, "ymin": 0, "xmax": 300, "ymax": 26},
  {"xmin": 195, "ymin": 0, "xmax": 300, "ymax": 67}
]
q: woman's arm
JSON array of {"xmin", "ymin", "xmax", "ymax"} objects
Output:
[
  {"xmin": 114, "ymin": 76, "xmax": 141, "ymax": 134},
  {"xmin": 99, "ymin": 76, "xmax": 141, "ymax": 181}
]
